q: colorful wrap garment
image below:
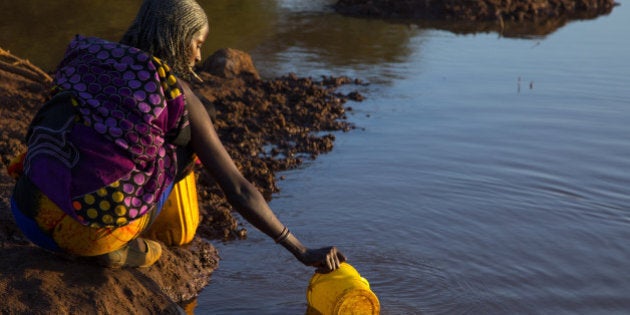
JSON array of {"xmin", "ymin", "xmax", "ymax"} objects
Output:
[{"xmin": 18, "ymin": 35, "xmax": 191, "ymax": 230}]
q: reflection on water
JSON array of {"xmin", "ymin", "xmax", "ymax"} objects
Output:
[
  {"xmin": 250, "ymin": 12, "xmax": 420, "ymax": 81},
  {"xmin": 405, "ymin": 6, "xmax": 617, "ymax": 38},
  {"xmin": 2, "ymin": 1, "xmax": 629, "ymax": 314},
  {"xmin": 409, "ymin": 17, "xmax": 576, "ymax": 38}
]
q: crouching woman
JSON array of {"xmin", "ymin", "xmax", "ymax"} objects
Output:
[{"xmin": 9, "ymin": 0, "xmax": 345, "ymax": 271}]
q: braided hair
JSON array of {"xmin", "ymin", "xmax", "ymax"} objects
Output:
[{"xmin": 120, "ymin": 0, "xmax": 208, "ymax": 81}]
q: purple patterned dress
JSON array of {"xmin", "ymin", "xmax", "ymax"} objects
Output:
[{"xmin": 21, "ymin": 35, "xmax": 190, "ymax": 228}]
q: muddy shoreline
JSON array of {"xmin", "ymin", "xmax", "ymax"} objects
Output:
[
  {"xmin": 334, "ymin": 0, "xmax": 616, "ymax": 22},
  {"xmin": 0, "ymin": 47, "xmax": 361, "ymax": 313},
  {"xmin": 333, "ymin": 0, "xmax": 618, "ymax": 37}
]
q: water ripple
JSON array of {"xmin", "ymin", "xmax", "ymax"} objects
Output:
[{"xmin": 355, "ymin": 250, "xmax": 493, "ymax": 315}]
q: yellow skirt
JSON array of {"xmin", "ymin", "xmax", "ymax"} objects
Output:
[
  {"xmin": 33, "ymin": 194, "xmax": 152, "ymax": 256},
  {"xmin": 11, "ymin": 170, "xmax": 198, "ymax": 256}
]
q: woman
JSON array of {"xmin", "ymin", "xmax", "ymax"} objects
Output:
[{"xmin": 10, "ymin": 0, "xmax": 345, "ymax": 271}]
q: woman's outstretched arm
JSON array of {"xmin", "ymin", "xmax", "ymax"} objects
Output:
[{"xmin": 182, "ymin": 81, "xmax": 345, "ymax": 271}]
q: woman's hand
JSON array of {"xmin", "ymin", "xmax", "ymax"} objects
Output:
[
  {"xmin": 275, "ymin": 229, "xmax": 347, "ymax": 273},
  {"xmin": 298, "ymin": 246, "xmax": 347, "ymax": 273}
]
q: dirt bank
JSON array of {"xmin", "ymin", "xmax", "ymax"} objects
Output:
[
  {"xmin": 334, "ymin": 0, "xmax": 618, "ymax": 37},
  {"xmin": 0, "ymin": 47, "xmax": 362, "ymax": 313}
]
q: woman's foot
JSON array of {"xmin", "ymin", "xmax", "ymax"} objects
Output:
[{"xmin": 98, "ymin": 238, "xmax": 162, "ymax": 268}]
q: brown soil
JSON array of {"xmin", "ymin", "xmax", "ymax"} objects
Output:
[
  {"xmin": 0, "ymin": 48, "xmax": 362, "ymax": 313},
  {"xmin": 334, "ymin": 0, "xmax": 618, "ymax": 37}
]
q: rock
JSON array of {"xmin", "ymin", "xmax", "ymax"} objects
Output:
[
  {"xmin": 0, "ymin": 238, "xmax": 218, "ymax": 314},
  {"xmin": 200, "ymin": 48, "xmax": 261, "ymax": 81}
]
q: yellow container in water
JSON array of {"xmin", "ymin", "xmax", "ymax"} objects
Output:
[
  {"xmin": 143, "ymin": 171, "xmax": 200, "ymax": 246},
  {"xmin": 307, "ymin": 262, "xmax": 380, "ymax": 315}
]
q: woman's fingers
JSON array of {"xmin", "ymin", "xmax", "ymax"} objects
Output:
[
  {"xmin": 328, "ymin": 253, "xmax": 336, "ymax": 270},
  {"xmin": 324, "ymin": 247, "xmax": 342, "ymax": 271},
  {"xmin": 308, "ymin": 246, "xmax": 347, "ymax": 273}
]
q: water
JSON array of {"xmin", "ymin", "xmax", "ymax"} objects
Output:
[{"xmin": 2, "ymin": 1, "xmax": 629, "ymax": 314}]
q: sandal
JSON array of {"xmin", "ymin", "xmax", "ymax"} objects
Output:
[{"xmin": 98, "ymin": 238, "xmax": 162, "ymax": 268}]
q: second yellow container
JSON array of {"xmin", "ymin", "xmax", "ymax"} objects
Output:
[{"xmin": 143, "ymin": 171, "xmax": 200, "ymax": 246}]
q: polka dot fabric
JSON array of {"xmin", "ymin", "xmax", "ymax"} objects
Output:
[
  {"xmin": 33, "ymin": 35, "xmax": 189, "ymax": 227},
  {"xmin": 55, "ymin": 37, "xmax": 182, "ymax": 162}
]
